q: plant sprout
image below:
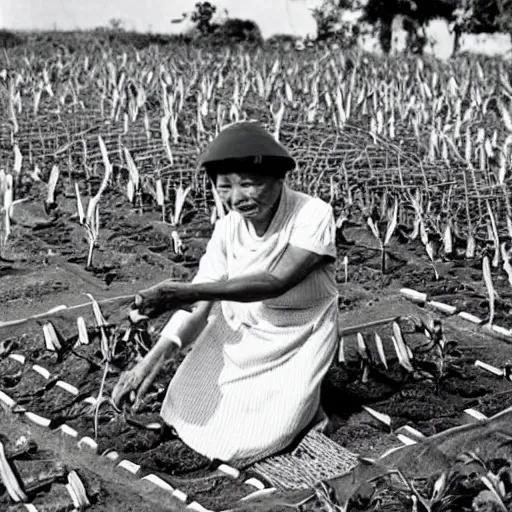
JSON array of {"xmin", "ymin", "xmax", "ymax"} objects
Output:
[{"xmin": 75, "ymin": 136, "xmax": 112, "ymax": 269}]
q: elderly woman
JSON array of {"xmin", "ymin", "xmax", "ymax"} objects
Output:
[{"xmin": 112, "ymin": 121, "xmax": 339, "ymax": 467}]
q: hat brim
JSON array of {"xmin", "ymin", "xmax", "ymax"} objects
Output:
[{"xmin": 202, "ymin": 155, "xmax": 296, "ymax": 175}]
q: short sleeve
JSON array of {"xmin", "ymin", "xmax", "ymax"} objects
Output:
[
  {"xmin": 288, "ymin": 199, "xmax": 337, "ymax": 259},
  {"xmin": 192, "ymin": 218, "xmax": 228, "ymax": 284}
]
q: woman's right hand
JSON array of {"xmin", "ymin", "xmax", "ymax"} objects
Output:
[
  {"xmin": 112, "ymin": 363, "xmax": 149, "ymax": 409},
  {"xmin": 133, "ymin": 280, "xmax": 194, "ymax": 319}
]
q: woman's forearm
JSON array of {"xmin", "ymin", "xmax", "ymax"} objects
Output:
[
  {"xmin": 140, "ymin": 301, "xmax": 213, "ymax": 371},
  {"xmin": 184, "ymin": 273, "xmax": 286, "ymax": 303},
  {"xmin": 172, "ymin": 301, "xmax": 213, "ymax": 349},
  {"xmin": 140, "ymin": 246, "xmax": 324, "ymax": 311},
  {"xmin": 139, "ymin": 334, "xmax": 179, "ymax": 372}
]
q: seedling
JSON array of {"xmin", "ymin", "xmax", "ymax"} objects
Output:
[
  {"xmin": 155, "ymin": 173, "xmax": 165, "ymax": 222},
  {"xmin": 170, "ymin": 183, "xmax": 192, "ymax": 226},
  {"xmin": 356, "ymin": 332, "xmax": 370, "ymax": 383},
  {"xmin": 0, "ymin": 170, "xmax": 13, "ymax": 259},
  {"xmin": 44, "ymin": 164, "xmax": 60, "ymax": 215},
  {"xmin": 374, "ymin": 333, "xmax": 388, "ymax": 370},
  {"xmin": 85, "ymin": 293, "xmax": 119, "ymax": 439},
  {"xmin": 76, "ymin": 317, "xmax": 90, "ymax": 345},
  {"xmin": 124, "ymin": 147, "xmax": 142, "ymax": 213},
  {"xmin": 407, "ymin": 317, "xmax": 463, "ymax": 393},
  {"xmin": 500, "ymin": 242, "xmax": 512, "ymax": 287},
  {"xmin": 366, "ymin": 198, "xmax": 398, "ymax": 273},
  {"xmin": 75, "ymin": 136, "xmax": 112, "ymax": 269},
  {"xmin": 482, "ymin": 246, "xmax": 497, "ymax": 327},
  {"xmin": 391, "ymin": 322, "xmax": 414, "ymax": 373}
]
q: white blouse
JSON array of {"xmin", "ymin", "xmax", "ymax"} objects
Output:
[{"xmin": 160, "ymin": 184, "xmax": 339, "ymax": 465}]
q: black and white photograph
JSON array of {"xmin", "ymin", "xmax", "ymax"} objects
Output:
[{"xmin": 1, "ymin": 1, "xmax": 512, "ymax": 510}]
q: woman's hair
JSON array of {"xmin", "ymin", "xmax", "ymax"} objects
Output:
[{"xmin": 203, "ymin": 156, "xmax": 289, "ymax": 184}]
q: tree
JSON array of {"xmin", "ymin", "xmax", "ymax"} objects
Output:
[
  {"xmin": 0, "ymin": 30, "xmax": 23, "ymax": 49},
  {"xmin": 461, "ymin": 0, "xmax": 512, "ymax": 34},
  {"xmin": 217, "ymin": 19, "xmax": 263, "ymax": 44},
  {"xmin": 108, "ymin": 18, "xmax": 125, "ymax": 31},
  {"xmin": 496, "ymin": 0, "xmax": 512, "ymax": 35},
  {"xmin": 363, "ymin": 0, "xmax": 459, "ymax": 54},
  {"xmin": 359, "ymin": 0, "xmax": 511, "ymax": 54},
  {"xmin": 311, "ymin": 0, "xmax": 337, "ymax": 41},
  {"xmin": 295, "ymin": 0, "xmax": 512, "ymax": 54},
  {"xmin": 447, "ymin": 0, "xmax": 512, "ymax": 54},
  {"xmin": 190, "ymin": 2, "xmax": 218, "ymax": 36},
  {"xmin": 310, "ymin": 0, "xmax": 366, "ymax": 46},
  {"xmin": 173, "ymin": 2, "xmax": 263, "ymax": 46}
]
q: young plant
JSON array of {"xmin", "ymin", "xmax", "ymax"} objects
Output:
[
  {"xmin": 0, "ymin": 170, "xmax": 27, "ymax": 261},
  {"xmin": 366, "ymin": 197, "xmax": 399, "ymax": 273},
  {"xmin": 501, "ymin": 242, "xmax": 512, "ymax": 288},
  {"xmin": 356, "ymin": 332, "xmax": 371, "ymax": 383},
  {"xmin": 391, "ymin": 321, "xmax": 415, "ymax": 373},
  {"xmin": 171, "ymin": 230, "xmax": 184, "ymax": 254},
  {"xmin": 0, "ymin": 170, "xmax": 13, "ymax": 259},
  {"xmin": 405, "ymin": 317, "xmax": 462, "ymax": 393},
  {"xmin": 482, "ymin": 244, "xmax": 497, "ymax": 327},
  {"xmin": 374, "ymin": 332, "xmax": 388, "ymax": 370},
  {"xmin": 85, "ymin": 293, "xmax": 120, "ymax": 440},
  {"xmin": 486, "ymin": 201, "xmax": 501, "ymax": 268},
  {"xmin": 394, "ymin": 470, "xmax": 465, "ymax": 512},
  {"xmin": 123, "ymin": 147, "xmax": 141, "ymax": 213},
  {"xmin": 442, "ymin": 219, "xmax": 454, "ymax": 257},
  {"xmin": 75, "ymin": 136, "xmax": 112, "ymax": 269},
  {"xmin": 409, "ymin": 189, "xmax": 425, "ymax": 242},
  {"xmin": 169, "ymin": 183, "xmax": 192, "ymax": 226},
  {"xmin": 458, "ymin": 452, "xmax": 512, "ymax": 512},
  {"xmin": 409, "ymin": 190, "xmax": 439, "ymax": 279},
  {"xmin": 44, "ymin": 164, "xmax": 60, "ymax": 215},
  {"xmin": 155, "ymin": 173, "xmax": 165, "ymax": 222}
]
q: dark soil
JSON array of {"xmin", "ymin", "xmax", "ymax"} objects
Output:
[
  {"xmin": 0, "ymin": 414, "xmax": 183, "ymax": 512},
  {"xmin": 1, "ymin": 183, "xmax": 512, "ymax": 511}
]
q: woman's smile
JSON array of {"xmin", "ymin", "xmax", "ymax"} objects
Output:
[
  {"xmin": 215, "ymin": 172, "xmax": 283, "ymax": 235},
  {"xmin": 235, "ymin": 203, "xmax": 259, "ymax": 215}
]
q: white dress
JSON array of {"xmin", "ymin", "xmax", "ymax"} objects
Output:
[{"xmin": 160, "ymin": 184, "xmax": 339, "ymax": 465}]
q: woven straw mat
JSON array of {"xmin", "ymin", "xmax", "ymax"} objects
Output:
[{"xmin": 251, "ymin": 430, "xmax": 359, "ymax": 491}]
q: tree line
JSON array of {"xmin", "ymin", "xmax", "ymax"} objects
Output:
[
  {"xmin": 1, "ymin": 0, "xmax": 511, "ymax": 55},
  {"xmin": 310, "ymin": 0, "xmax": 512, "ymax": 54},
  {"xmin": 180, "ymin": 0, "xmax": 512, "ymax": 54}
]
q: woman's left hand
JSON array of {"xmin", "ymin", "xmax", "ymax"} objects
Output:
[{"xmin": 133, "ymin": 280, "xmax": 193, "ymax": 319}]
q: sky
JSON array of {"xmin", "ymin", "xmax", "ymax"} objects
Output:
[{"xmin": 1, "ymin": 0, "xmax": 321, "ymax": 38}]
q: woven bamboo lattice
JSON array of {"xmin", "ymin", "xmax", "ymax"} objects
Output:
[
  {"xmin": 0, "ymin": 45, "xmax": 509, "ymax": 235},
  {"xmin": 0, "ymin": 105, "xmax": 472, "ymax": 196},
  {"xmin": 251, "ymin": 430, "xmax": 359, "ymax": 491}
]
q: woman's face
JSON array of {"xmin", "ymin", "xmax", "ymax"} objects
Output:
[{"xmin": 215, "ymin": 172, "xmax": 283, "ymax": 225}]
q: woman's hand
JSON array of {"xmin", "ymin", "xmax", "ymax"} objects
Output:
[
  {"xmin": 111, "ymin": 362, "xmax": 149, "ymax": 409},
  {"xmin": 133, "ymin": 280, "xmax": 194, "ymax": 319}
]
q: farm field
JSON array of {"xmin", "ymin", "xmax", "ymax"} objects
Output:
[{"xmin": 1, "ymin": 39, "xmax": 512, "ymax": 511}]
